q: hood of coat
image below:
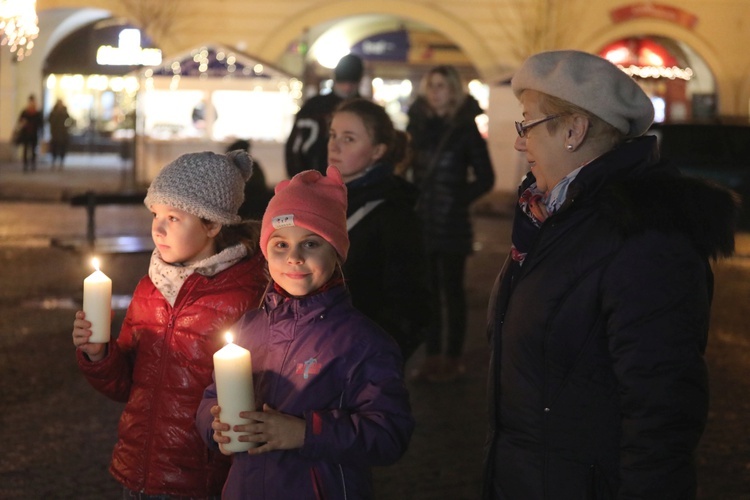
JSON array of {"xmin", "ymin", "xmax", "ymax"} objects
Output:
[
  {"xmin": 346, "ymin": 165, "xmax": 419, "ymax": 214},
  {"xmin": 562, "ymin": 136, "xmax": 739, "ymax": 259},
  {"xmin": 263, "ymin": 283, "xmax": 350, "ymax": 318}
]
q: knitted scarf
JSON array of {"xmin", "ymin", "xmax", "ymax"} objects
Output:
[{"xmin": 149, "ymin": 243, "xmax": 248, "ymax": 306}]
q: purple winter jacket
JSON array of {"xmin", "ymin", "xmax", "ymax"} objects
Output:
[{"xmin": 196, "ymin": 284, "xmax": 414, "ymax": 499}]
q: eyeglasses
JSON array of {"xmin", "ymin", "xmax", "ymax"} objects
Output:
[{"xmin": 515, "ymin": 114, "xmax": 562, "ymax": 138}]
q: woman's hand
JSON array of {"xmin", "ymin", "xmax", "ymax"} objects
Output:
[
  {"xmin": 237, "ymin": 404, "xmax": 306, "ymax": 455},
  {"xmin": 72, "ymin": 311, "xmax": 106, "ymax": 361}
]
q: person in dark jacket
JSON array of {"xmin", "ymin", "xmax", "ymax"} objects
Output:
[
  {"xmin": 47, "ymin": 99, "xmax": 71, "ymax": 170},
  {"xmin": 226, "ymin": 139, "xmax": 272, "ymax": 220},
  {"xmin": 72, "ymin": 151, "xmax": 269, "ymax": 498},
  {"xmin": 198, "ymin": 167, "xmax": 414, "ymax": 499},
  {"xmin": 406, "ymin": 65, "xmax": 495, "ymax": 382},
  {"xmin": 285, "ymin": 53, "xmax": 364, "ymax": 177},
  {"xmin": 483, "ymin": 50, "xmax": 739, "ymax": 500},
  {"xmin": 328, "ymin": 97, "xmax": 432, "ymax": 362},
  {"xmin": 16, "ymin": 94, "xmax": 44, "ymax": 172}
]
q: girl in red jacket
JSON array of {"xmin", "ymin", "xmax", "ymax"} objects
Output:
[{"xmin": 72, "ymin": 150, "xmax": 269, "ymax": 499}]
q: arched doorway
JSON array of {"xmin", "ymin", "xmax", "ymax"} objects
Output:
[
  {"xmin": 276, "ymin": 15, "xmax": 484, "ymax": 128},
  {"xmin": 270, "ymin": 14, "xmax": 497, "ymax": 181},
  {"xmin": 264, "ymin": 14, "xmax": 511, "ymax": 193}
]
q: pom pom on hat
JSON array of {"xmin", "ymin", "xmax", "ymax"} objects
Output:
[
  {"xmin": 144, "ymin": 150, "xmax": 253, "ymax": 225},
  {"xmin": 334, "ymin": 54, "xmax": 364, "ymax": 83},
  {"xmin": 261, "ymin": 166, "xmax": 349, "ymax": 261},
  {"xmin": 511, "ymin": 50, "xmax": 654, "ymax": 138}
]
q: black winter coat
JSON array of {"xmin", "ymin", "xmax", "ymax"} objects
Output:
[
  {"xmin": 285, "ymin": 92, "xmax": 346, "ymax": 177},
  {"xmin": 407, "ymin": 96, "xmax": 495, "ymax": 254},
  {"xmin": 17, "ymin": 108, "xmax": 43, "ymax": 143},
  {"xmin": 343, "ymin": 165, "xmax": 432, "ymax": 361},
  {"xmin": 483, "ymin": 136, "xmax": 738, "ymax": 499}
]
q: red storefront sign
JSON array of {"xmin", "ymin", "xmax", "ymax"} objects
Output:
[{"xmin": 611, "ymin": 3, "xmax": 699, "ymax": 30}]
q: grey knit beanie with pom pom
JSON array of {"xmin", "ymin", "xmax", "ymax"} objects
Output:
[{"xmin": 144, "ymin": 150, "xmax": 253, "ymax": 225}]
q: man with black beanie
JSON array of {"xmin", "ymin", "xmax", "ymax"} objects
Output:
[{"xmin": 285, "ymin": 53, "xmax": 364, "ymax": 177}]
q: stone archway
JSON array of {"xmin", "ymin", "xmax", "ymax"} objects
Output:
[
  {"xmin": 252, "ymin": 2, "xmax": 521, "ymax": 192},
  {"xmin": 254, "ymin": 0, "xmax": 505, "ymax": 81}
]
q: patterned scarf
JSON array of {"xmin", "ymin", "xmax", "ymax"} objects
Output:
[
  {"xmin": 510, "ymin": 184, "xmax": 547, "ymax": 264},
  {"xmin": 148, "ymin": 244, "xmax": 248, "ymax": 306},
  {"xmin": 510, "ymin": 166, "xmax": 585, "ymax": 265}
]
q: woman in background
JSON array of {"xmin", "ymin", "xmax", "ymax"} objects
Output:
[
  {"xmin": 17, "ymin": 94, "xmax": 44, "ymax": 172},
  {"xmin": 406, "ymin": 65, "xmax": 495, "ymax": 382},
  {"xmin": 328, "ymin": 97, "xmax": 432, "ymax": 363},
  {"xmin": 48, "ymin": 100, "xmax": 72, "ymax": 170}
]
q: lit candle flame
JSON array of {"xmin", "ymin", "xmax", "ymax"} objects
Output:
[
  {"xmin": 91, "ymin": 257, "xmax": 100, "ymax": 272},
  {"xmin": 225, "ymin": 332, "xmax": 234, "ymax": 344}
]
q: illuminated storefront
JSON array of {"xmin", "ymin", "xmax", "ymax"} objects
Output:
[
  {"xmin": 43, "ymin": 20, "xmax": 161, "ymax": 153},
  {"xmin": 134, "ymin": 44, "xmax": 298, "ymax": 182},
  {"xmin": 44, "ymin": 19, "xmax": 298, "ymax": 182},
  {"xmin": 599, "ymin": 37, "xmax": 709, "ymax": 123}
]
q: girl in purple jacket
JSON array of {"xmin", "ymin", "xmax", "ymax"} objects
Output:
[{"xmin": 197, "ymin": 166, "xmax": 414, "ymax": 499}]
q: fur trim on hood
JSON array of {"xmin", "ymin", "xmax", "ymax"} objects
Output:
[
  {"xmin": 562, "ymin": 136, "xmax": 740, "ymax": 260},
  {"xmin": 602, "ymin": 172, "xmax": 739, "ymax": 259}
]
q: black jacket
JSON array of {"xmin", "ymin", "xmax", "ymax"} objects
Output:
[
  {"xmin": 343, "ymin": 165, "xmax": 432, "ymax": 361},
  {"xmin": 285, "ymin": 92, "xmax": 346, "ymax": 177},
  {"xmin": 483, "ymin": 136, "xmax": 738, "ymax": 499},
  {"xmin": 17, "ymin": 109, "xmax": 43, "ymax": 143},
  {"xmin": 407, "ymin": 95, "xmax": 495, "ymax": 254}
]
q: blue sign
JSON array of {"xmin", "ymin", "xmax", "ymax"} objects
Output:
[{"xmin": 351, "ymin": 30, "xmax": 410, "ymax": 62}]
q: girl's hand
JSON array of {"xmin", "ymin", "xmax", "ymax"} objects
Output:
[
  {"xmin": 237, "ymin": 404, "xmax": 305, "ymax": 455},
  {"xmin": 72, "ymin": 311, "xmax": 106, "ymax": 361},
  {"xmin": 210, "ymin": 405, "xmax": 233, "ymax": 456}
]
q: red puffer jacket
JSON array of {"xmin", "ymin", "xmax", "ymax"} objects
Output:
[{"xmin": 77, "ymin": 252, "xmax": 268, "ymax": 497}]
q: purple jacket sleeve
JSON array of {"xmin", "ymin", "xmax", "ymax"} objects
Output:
[{"xmin": 196, "ymin": 377, "xmax": 220, "ymax": 450}]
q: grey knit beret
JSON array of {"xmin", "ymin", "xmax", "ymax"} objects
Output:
[
  {"xmin": 511, "ymin": 50, "xmax": 654, "ymax": 138},
  {"xmin": 144, "ymin": 150, "xmax": 253, "ymax": 225}
]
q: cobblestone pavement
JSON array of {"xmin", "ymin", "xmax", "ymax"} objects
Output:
[{"xmin": 0, "ymin": 160, "xmax": 748, "ymax": 499}]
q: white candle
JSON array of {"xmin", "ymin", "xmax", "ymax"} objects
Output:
[
  {"xmin": 214, "ymin": 332, "xmax": 256, "ymax": 452},
  {"xmin": 83, "ymin": 257, "xmax": 112, "ymax": 343}
]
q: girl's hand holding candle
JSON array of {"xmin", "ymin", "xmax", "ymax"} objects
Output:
[
  {"xmin": 71, "ymin": 310, "xmax": 106, "ymax": 361},
  {"xmin": 82, "ymin": 257, "xmax": 112, "ymax": 344},
  {"xmin": 213, "ymin": 332, "xmax": 256, "ymax": 453}
]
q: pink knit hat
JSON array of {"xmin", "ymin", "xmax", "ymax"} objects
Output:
[{"xmin": 261, "ymin": 166, "xmax": 350, "ymax": 261}]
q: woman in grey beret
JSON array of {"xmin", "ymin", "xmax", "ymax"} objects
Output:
[{"xmin": 483, "ymin": 50, "xmax": 739, "ymax": 499}]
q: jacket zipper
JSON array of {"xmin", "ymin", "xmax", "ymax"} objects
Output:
[{"xmin": 141, "ymin": 275, "xmax": 200, "ymax": 490}]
